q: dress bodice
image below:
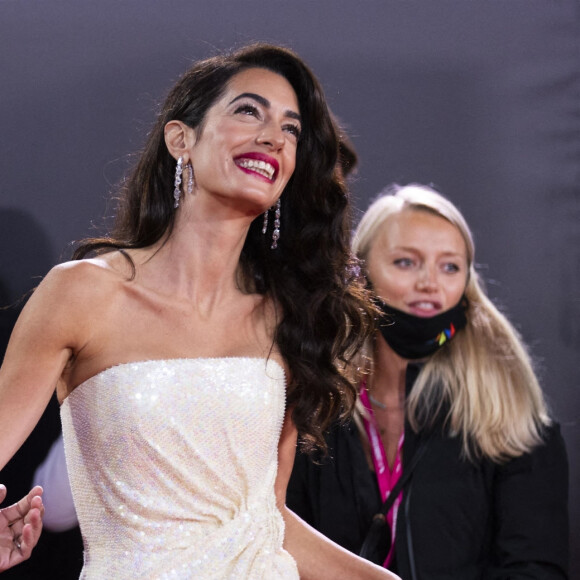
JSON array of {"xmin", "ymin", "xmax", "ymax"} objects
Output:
[{"xmin": 60, "ymin": 357, "xmax": 298, "ymax": 579}]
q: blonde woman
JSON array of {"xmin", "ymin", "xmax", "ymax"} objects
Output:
[{"xmin": 288, "ymin": 184, "xmax": 568, "ymax": 579}]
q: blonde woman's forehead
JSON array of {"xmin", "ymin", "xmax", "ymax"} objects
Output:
[{"xmin": 370, "ymin": 208, "xmax": 468, "ymax": 259}]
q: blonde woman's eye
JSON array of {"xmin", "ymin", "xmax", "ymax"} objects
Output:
[
  {"xmin": 443, "ymin": 263, "xmax": 460, "ymax": 273},
  {"xmin": 394, "ymin": 258, "xmax": 414, "ymax": 268}
]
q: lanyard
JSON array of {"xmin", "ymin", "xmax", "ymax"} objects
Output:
[{"xmin": 360, "ymin": 382, "xmax": 404, "ymax": 569}]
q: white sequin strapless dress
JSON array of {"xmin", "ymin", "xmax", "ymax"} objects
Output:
[{"xmin": 60, "ymin": 357, "xmax": 299, "ymax": 579}]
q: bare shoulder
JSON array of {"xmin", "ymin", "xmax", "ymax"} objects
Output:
[
  {"xmin": 38, "ymin": 255, "xmax": 130, "ymax": 303},
  {"xmin": 259, "ymin": 296, "xmax": 290, "ymax": 377},
  {"xmin": 19, "ymin": 255, "xmax": 132, "ymax": 340},
  {"xmin": 259, "ymin": 295, "xmax": 279, "ymax": 337}
]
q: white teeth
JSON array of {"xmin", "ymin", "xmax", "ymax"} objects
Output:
[
  {"xmin": 416, "ymin": 302, "xmax": 436, "ymax": 309},
  {"xmin": 237, "ymin": 158, "xmax": 275, "ymax": 180}
]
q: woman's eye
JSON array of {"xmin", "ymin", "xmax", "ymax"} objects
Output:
[
  {"xmin": 394, "ymin": 258, "xmax": 414, "ymax": 268},
  {"xmin": 234, "ymin": 103, "xmax": 260, "ymax": 117},
  {"xmin": 442, "ymin": 263, "xmax": 460, "ymax": 273},
  {"xmin": 284, "ymin": 123, "xmax": 301, "ymax": 139}
]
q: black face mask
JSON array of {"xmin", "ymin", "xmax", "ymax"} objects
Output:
[{"xmin": 376, "ymin": 297, "xmax": 468, "ymax": 360}]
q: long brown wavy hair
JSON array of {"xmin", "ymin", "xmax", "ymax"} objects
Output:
[{"xmin": 73, "ymin": 43, "xmax": 375, "ymax": 452}]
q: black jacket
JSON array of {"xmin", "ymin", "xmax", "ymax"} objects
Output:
[{"xmin": 287, "ymin": 367, "xmax": 569, "ymax": 579}]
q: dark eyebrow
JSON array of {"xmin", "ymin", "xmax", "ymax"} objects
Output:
[{"xmin": 229, "ymin": 92, "xmax": 302, "ymax": 123}]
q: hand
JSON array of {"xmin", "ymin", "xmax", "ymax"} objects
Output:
[{"xmin": 0, "ymin": 484, "xmax": 44, "ymax": 572}]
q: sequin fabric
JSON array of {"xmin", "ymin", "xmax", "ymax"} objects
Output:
[{"xmin": 60, "ymin": 357, "xmax": 299, "ymax": 579}]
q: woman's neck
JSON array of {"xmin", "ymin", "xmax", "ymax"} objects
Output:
[
  {"xmin": 129, "ymin": 200, "xmax": 256, "ymax": 311},
  {"xmin": 368, "ymin": 334, "xmax": 408, "ymax": 409}
]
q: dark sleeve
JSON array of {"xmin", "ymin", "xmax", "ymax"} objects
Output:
[
  {"xmin": 489, "ymin": 422, "xmax": 569, "ymax": 579},
  {"xmin": 286, "ymin": 444, "xmax": 316, "ymax": 526},
  {"xmin": 286, "ymin": 421, "xmax": 382, "ymax": 555}
]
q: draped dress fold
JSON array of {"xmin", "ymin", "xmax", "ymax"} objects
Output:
[{"xmin": 60, "ymin": 357, "xmax": 298, "ymax": 579}]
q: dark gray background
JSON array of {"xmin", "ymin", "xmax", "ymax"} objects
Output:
[{"xmin": 1, "ymin": 1, "xmax": 579, "ymax": 576}]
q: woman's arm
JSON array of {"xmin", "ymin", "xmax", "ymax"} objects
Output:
[
  {"xmin": 491, "ymin": 423, "xmax": 569, "ymax": 579},
  {"xmin": 276, "ymin": 410, "xmax": 400, "ymax": 580},
  {"xmin": 0, "ymin": 263, "xmax": 90, "ymax": 470},
  {"xmin": 0, "ymin": 485, "xmax": 43, "ymax": 572}
]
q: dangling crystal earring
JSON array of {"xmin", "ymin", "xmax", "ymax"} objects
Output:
[
  {"xmin": 271, "ymin": 198, "xmax": 281, "ymax": 249},
  {"xmin": 262, "ymin": 209, "xmax": 269, "ymax": 235},
  {"xmin": 186, "ymin": 162, "xmax": 194, "ymax": 196},
  {"xmin": 173, "ymin": 156, "xmax": 183, "ymax": 208}
]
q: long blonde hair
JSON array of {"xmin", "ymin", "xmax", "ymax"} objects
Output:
[{"xmin": 353, "ymin": 184, "xmax": 550, "ymax": 462}]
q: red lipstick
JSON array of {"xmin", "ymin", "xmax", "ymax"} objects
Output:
[{"xmin": 234, "ymin": 152, "xmax": 279, "ymax": 182}]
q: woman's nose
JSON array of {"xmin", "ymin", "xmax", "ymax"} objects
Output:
[
  {"xmin": 256, "ymin": 123, "xmax": 285, "ymax": 150},
  {"xmin": 416, "ymin": 266, "xmax": 438, "ymax": 291}
]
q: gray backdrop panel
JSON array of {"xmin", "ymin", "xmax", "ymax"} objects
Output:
[{"xmin": 1, "ymin": 1, "xmax": 578, "ymax": 576}]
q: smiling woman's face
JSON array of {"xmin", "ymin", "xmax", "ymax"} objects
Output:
[
  {"xmin": 188, "ymin": 67, "xmax": 302, "ymax": 212},
  {"xmin": 366, "ymin": 208, "xmax": 468, "ymax": 317}
]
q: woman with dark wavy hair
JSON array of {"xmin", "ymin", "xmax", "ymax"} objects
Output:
[{"xmin": 0, "ymin": 44, "xmax": 398, "ymax": 579}]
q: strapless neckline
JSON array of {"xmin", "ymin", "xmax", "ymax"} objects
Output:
[
  {"xmin": 60, "ymin": 353, "xmax": 298, "ymax": 578},
  {"xmin": 65, "ymin": 356, "xmax": 285, "ymax": 403}
]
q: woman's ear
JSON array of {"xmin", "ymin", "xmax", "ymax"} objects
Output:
[{"xmin": 164, "ymin": 120, "xmax": 194, "ymax": 162}]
